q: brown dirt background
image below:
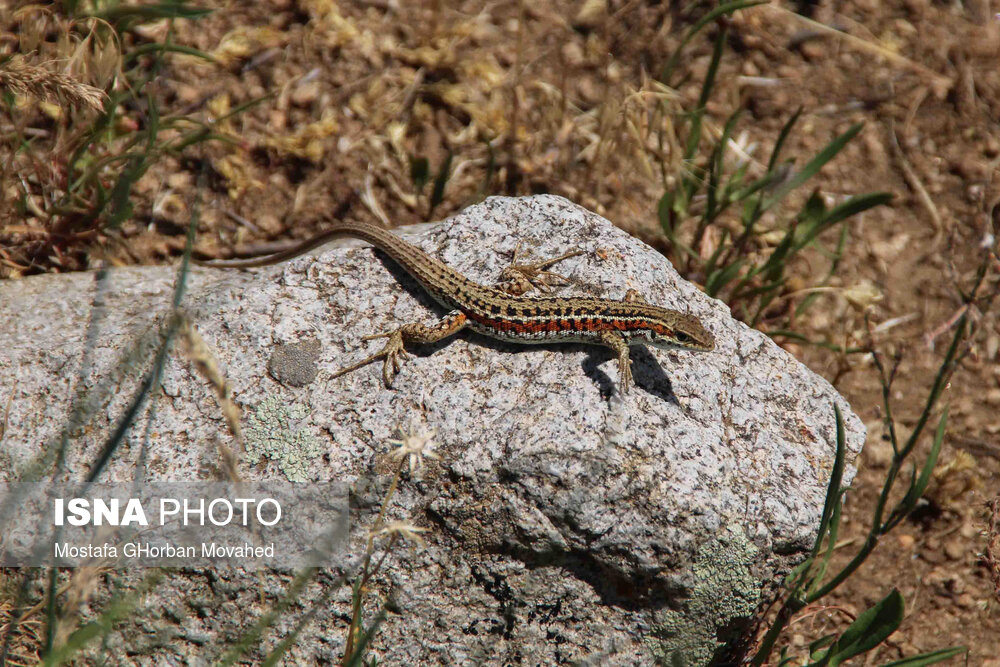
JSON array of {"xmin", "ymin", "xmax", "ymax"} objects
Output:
[{"xmin": 3, "ymin": 0, "xmax": 1000, "ymax": 664}]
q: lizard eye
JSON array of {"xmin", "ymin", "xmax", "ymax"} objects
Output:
[{"xmin": 674, "ymin": 332, "xmax": 691, "ymax": 343}]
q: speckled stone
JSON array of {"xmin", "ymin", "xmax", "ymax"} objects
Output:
[{"xmin": 0, "ymin": 195, "xmax": 865, "ymax": 665}]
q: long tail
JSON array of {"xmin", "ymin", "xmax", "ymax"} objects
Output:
[
  {"xmin": 193, "ymin": 223, "xmax": 382, "ymax": 268},
  {"xmin": 193, "ymin": 221, "xmax": 473, "ymax": 308}
]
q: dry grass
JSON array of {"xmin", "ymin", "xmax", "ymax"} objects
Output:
[
  {"xmin": 985, "ymin": 497, "xmax": 1000, "ymax": 603},
  {"xmin": 1, "ymin": 3, "xmax": 706, "ymax": 280},
  {"xmin": 0, "ymin": 7, "xmax": 122, "ymax": 278},
  {"xmin": 0, "ymin": 55, "xmax": 107, "ymax": 112},
  {"xmin": 0, "ymin": 571, "xmax": 45, "ymax": 666}
]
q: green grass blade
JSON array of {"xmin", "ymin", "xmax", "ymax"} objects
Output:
[
  {"xmin": 660, "ymin": 0, "xmax": 768, "ymax": 83},
  {"xmin": 767, "ymin": 330, "xmax": 866, "ymax": 354},
  {"xmin": 41, "ymin": 571, "xmax": 163, "ymax": 665},
  {"xmin": 410, "ymin": 155, "xmax": 430, "ymax": 192},
  {"xmin": 809, "ymin": 489, "xmax": 845, "ymax": 593},
  {"xmin": 810, "ymin": 405, "xmax": 847, "ymax": 559},
  {"xmin": 878, "ymin": 647, "xmax": 967, "ymax": 666},
  {"xmin": 767, "ymin": 107, "xmax": 802, "ymax": 172},
  {"xmin": 794, "ymin": 291, "xmax": 823, "ymax": 317},
  {"xmin": 679, "ymin": 15, "xmax": 727, "ymax": 187},
  {"xmin": 85, "ymin": 318, "xmax": 176, "ymax": 484},
  {"xmin": 260, "ymin": 581, "xmax": 340, "ymax": 667},
  {"xmin": 808, "ymin": 634, "xmax": 837, "ymax": 659},
  {"xmin": 214, "ymin": 568, "xmax": 322, "ymax": 667},
  {"xmin": 761, "ymin": 123, "xmax": 863, "ymax": 212},
  {"xmin": 683, "ymin": 108, "xmax": 705, "ymax": 165},
  {"xmin": 818, "ymin": 191, "xmax": 893, "ymax": 227},
  {"xmin": 125, "ymin": 42, "xmax": 218, "ymax": 64},
  {"xmin": 344, "ymin": 607, "xmax": 388, "ymax": 667},
  {"xmin": 658, "ymin": 190, "xmax": 678, "ymax": 237},
  {"xmin": 791, "ymin": 192, "xmax": 892, "ymax": 254},
  {"xmin": 738, "ymin": 109, "xmax": 802, "ymax": 231},
  {"xmin": 43, "ymin": 567, "xmax": 58, "ymax": 654},
  {"xmin": 810, "ymin": 589, "xmax": 904, "ymax": 666},
  {"xmin": 899, "ymin": 318, "xmax": 965, "ymax": 459},
  {"xmin": 167, "ymin": 129, "xmax": 241, "ymax": 153},
  {"xmin": 696, "ymin": 22, "xmax": 726, "ymax": 111},
  {"xmin": 705, "ymin": 257, "xmax": 745, "ymax": 297},
  {"xmin": 702, "ymin": 226, "xmax": 731, "ymax": 278},
  {"xmin": 731, "ymin": 169, "xmax": 781, "ymax": 205},
  {"xmin": 703, "ymin": 109, "xmax": 741, "ymax": 225},
  {"xmin": 885, "ymin": 408, "xmax": 948, "ymax": 531},
  {"xmin": 429, "ymin": 151, "xmax": 453, "ymax": 215}
]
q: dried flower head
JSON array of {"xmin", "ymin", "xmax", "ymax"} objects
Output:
[
  {"xmin": 388, "ymin": 423, "xmax": 439, "ymax": 476},
  {"xmin": 371, "ymin": 520, "xmax": 428, "ymax": 549}
]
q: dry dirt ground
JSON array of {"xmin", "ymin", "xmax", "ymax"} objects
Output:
[{"xmin": 2, "ymin": 0, "xmax": 1000, "ymax": 664}]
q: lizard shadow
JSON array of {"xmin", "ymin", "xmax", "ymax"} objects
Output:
[
  {"xmin": 582, "ymin": 346, "xmax": 680, "ymax": 404},
  {"xmin": 373, "ymin": 254, "xmax": 680, "ymax": 402}
]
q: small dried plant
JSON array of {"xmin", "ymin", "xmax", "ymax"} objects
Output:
[{"xmin": 341, "ymin": 422, "xmax": 438, "ymax": 666}]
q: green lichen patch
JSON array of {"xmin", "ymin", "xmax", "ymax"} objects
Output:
[
  {"xmin": 649, "ymin": 524, "xmax": 761, "ymax": 666},
  {"xmin": 243, "ymin": 396, "xmax": 323, "ymax": 482}
]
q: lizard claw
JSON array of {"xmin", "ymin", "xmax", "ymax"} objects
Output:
[{"xmin": 332, "ymin": 329, "xmax": 410, "ymax": 387}]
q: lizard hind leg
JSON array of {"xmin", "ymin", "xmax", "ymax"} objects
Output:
[
  {"xmin": 332, "ymin": 310, "xmax": 469, "ymax": 387},
  {"xmin": 330, "ymin": 329, "xmax": 410, "ymax": 386}
]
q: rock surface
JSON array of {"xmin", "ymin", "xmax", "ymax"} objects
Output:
[{"xmin": 0, "ymin": 195, "xmax": 865, "ymax": 664}]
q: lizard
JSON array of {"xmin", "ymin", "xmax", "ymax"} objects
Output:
[{"xmin": 195, "ymin": 221, "xmax": 715, "ymax": 394}]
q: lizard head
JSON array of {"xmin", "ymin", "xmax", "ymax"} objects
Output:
[{"xmin": 631, "ymin": 307, "xmax": 716, "ymax": 352}]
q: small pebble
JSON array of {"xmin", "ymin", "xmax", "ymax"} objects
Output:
[
  {"xmin": 167, "ymin": 172, "xmax": 192, "ymax": 189},
  {"xmin": 943, "ymin": 539, "xmax": 965, "ymax": 561},
  {"xmin": 291, "ymin": 80, "xmax": 321, "ymax": 107},
  {"xmin": 176, "ymin": 84, "xmax": 201, "ymax": 104},
  {"xmin": 955, "ymin": 593, "xmax": 976, "ymax": 609},
  {"xmin": 258, "ymin": 213, "xmax": 283, "ymax": 235},
  {"xmin": 984, "ymin": 135, "xmax": 1000, "ymax": 157},
  {"xmin": 951, "ymin": 155, "xmax": 986, "ymax": 180},
  {"xmin": 561, "ymin": 41, "xmax": 585, "ymax": 67},
  {"xmin": 573, "ymin": 0, "xmax": 607, "ymax": 30},
  {"xmin": 921, "ymin": 539, "xmax": 945, "ymax": 564},
  {"xmin": 800, "ymin": 41, "xmax": 826, "ymax": 61}
]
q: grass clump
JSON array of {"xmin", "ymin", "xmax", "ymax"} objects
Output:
[
  {"xmin": 0, "ymin": 3, "xmax": 221, "ymax": 278},
  {"xmin": 655, "ymin": 7, "xmax": 891, "ymax": 337},
  {"xmin": 656, "ymin": 8, "xmax": 992, "ymax": 665}
]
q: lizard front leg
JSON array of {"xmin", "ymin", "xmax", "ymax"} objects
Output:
[
  {"xmin": 597, "ymin": 330, "xmax": 633, "ymax": 394},
  {"xmin": 331, "ymin": 310, "xmax": 468, "ymax": 387}
]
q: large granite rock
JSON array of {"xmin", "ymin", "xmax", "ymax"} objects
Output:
[{"xmin": 0, "ymin": 195, "xmax": 865, "ymax": 665}]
